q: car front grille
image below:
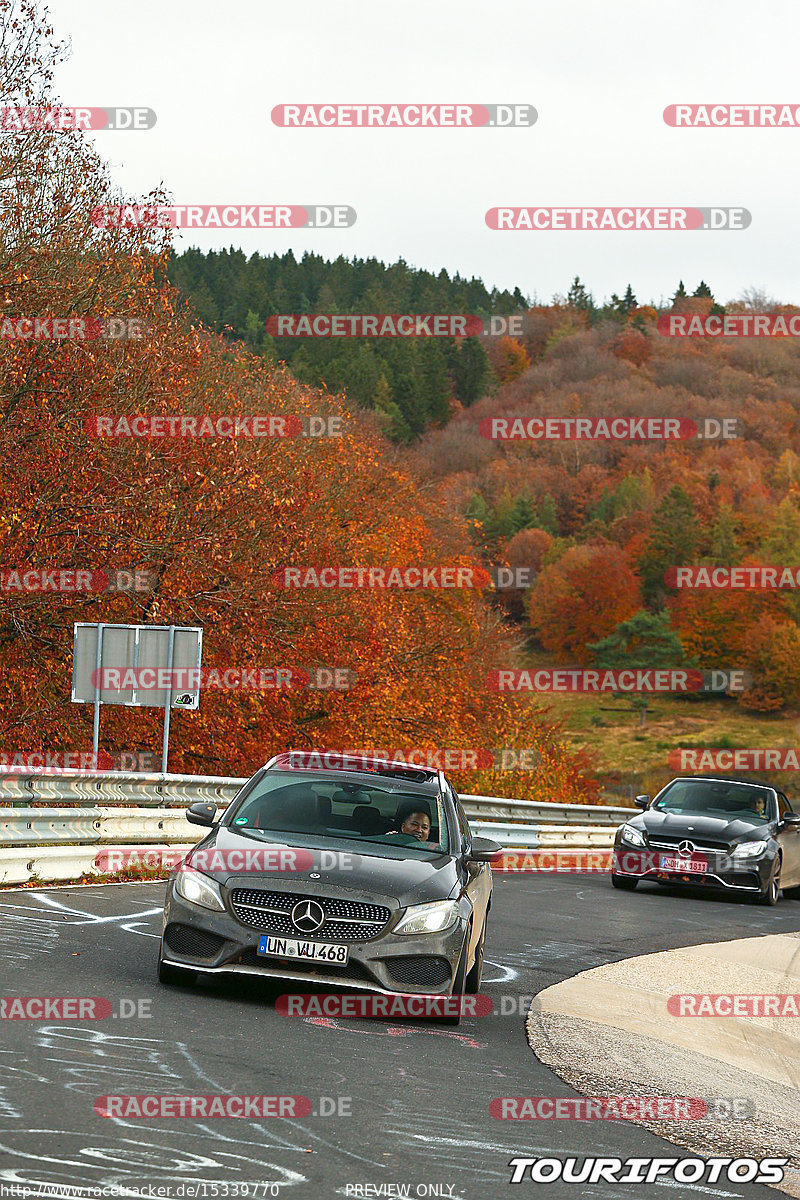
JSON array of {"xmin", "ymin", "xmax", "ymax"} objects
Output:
[
  {"xmin": 647, "ymin": 836, "xmax": 731, "ymax": 855},
  {"xmin": 229, "ymin": 888, "xmax": 391, "ymax": 942}
]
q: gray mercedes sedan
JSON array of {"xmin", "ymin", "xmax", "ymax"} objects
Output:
[{"xmin": 157, "ymin": 754, "xmax": 501, "ymax": 1023}]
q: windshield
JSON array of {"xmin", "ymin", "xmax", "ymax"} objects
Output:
[
  {"xmin": 224, "ymin": 771, "xmax": 450, "ymax": 854},
  {"xmin": 653, "ymin": 779, "xmax": 775, "ymax": 823}
]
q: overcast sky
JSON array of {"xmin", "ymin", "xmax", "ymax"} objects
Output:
[{"xmin": 43, "ymin": 0, "xmax": 800, "ymax": 307}]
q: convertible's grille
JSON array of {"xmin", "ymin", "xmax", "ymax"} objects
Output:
[
  {"xmin": 647, "ymin": 836, "xmax": 731, "ymax": 854},
  {"xmin": 229, "ymin": 888, "xmax": 391, "ymax": 942}
]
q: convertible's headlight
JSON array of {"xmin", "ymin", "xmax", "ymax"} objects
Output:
[
  {"xmin": 175, "ymin": 866, "xmax": 226, "ymax": 911},
  {"xmin": 620, "ymin": 823, "xmax": 646, "ymax": 847},
  {"xmin": 731, "ymin": 840, "xmax": 768, "ymax": 858},
  {"xmin": 393, "ymin": 900, "xmax": 460, "ymax": 935}
]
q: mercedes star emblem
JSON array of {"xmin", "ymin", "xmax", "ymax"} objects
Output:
[
  {"xmin": 678, "ymin": 840, "xmax": 695, "ymax": 856},
  {"xmin": 291, "ymin": 899, "xmax": 325, "ymax": 933},
  {"xmin": 309, "ymin": 872, "xmax": 321, "ymax": 879}
]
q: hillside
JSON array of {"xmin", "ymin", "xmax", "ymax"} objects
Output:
[{"xmin": 412, "ymin": 295, "xmax": 800, "ymax": 791}]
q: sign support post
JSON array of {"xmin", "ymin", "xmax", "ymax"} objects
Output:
[
  {"xmin": 161, "ymin": 625, "xmax": 176, "ymax": 774},
  {"xmin": 92, "ymin": 623, "xmax": 105, "ymax": 771}
]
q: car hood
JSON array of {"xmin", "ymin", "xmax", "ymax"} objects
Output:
[
  {"xmin": 186, "ymin": 824, "xmax": 461, "ymax": 908},
  {"xmin": 638, "ymin": 810, "xmax": 771, "ymax": 844}
]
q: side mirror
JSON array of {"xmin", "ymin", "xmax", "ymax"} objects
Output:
[
  {"xmin": 186, "ymin": 802, "xmax": 217, "ymax": 827},
  {"xmin": 466, "ymin": 836, "xmax": 504, "ymax": 863},
  {"xmin": 780, "ymin": 812, "xmax": 800, "ymax": 828},
  {"xmin": 634, "ymin": 795, "xmax": 650, "ymax": 809}
]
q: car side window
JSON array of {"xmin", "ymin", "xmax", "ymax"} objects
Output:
[{"xmin": 778, "ymin": 793, "xmax": 793, "ymax": 818}]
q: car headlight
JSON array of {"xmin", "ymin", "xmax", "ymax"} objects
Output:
[
  {"xmin": 620, "ymin": 823, "xmax": 646, "ymax": 847},
  {"xmin": 731, "ymin": 840, "xmax": 768, "ymax": 858},
  {"xmin": 174, "ymin": 866, "xmax": 226, "ymax": 911},
  {"xmin": 393, "ymin": 899, "xmax": 460, "ymax": 935}
]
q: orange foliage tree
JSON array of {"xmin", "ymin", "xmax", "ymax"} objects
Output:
[
  {"xmin": 527, "ymin": 543, "xmax": 642, "ymax": 661},
  {"xmin": 0, "ymin": 0, "xmax": 597, "ymax": 802}
]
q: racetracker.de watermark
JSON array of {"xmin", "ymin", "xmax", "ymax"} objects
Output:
[
  {"xmin": 0, "ymin": 317, "xmax": 145, "ymax": 340},
  {"xmin": 265, "ymin": 313, "xmax": 528, "ymax": 338},
  {"xmin": 269, "ymin": 565, "xmax": 532, "ymax": 590},
  {"xmin": 486, "ymin": 207, "xmax": 751, "ymax": 230},
  {"xmin": 658, "ymin": 312, "xmax": 800, "ymax": 336},
  {"xmin": 0, "ymin": 751, "xmax": 115, "ymax": 774},
  {"xmin": 93, "ymin": 847, "xmax": 362, "ymax": 873},
  {"xmin": 487, "ymin": 669, "xmax": 749, "ymax": 693},
  {"xmin": 1, "ymin": 997, "xmax": 150, "ymax": 1019},
  {"xmin": 0, "ymin": 568, "xmax": 154, "ymax": 593},
  {"xmin": 491, "ymin": 1097, "xmax": 754, "ymax": 1119},
  {"xmin": 91, "ymin": 666, "xmax": 355, "ymax": 691},
  {"xmin": 496, "ymin": 851, "xmax": 613, "ymax": 874},
  {"xmin": 271, "ymin": 103, "xmax": 536, "ymax": 127},
  {"xmin": 1, "ymin": 106, "xmax": 156, "ymax": 130},
  {"xmin": 90, "ymin": 205, "xmax": 355, "ymax": 229},
  {"xmin": 668, "ymin": 994, "xmax": 800, "ymax": 1017},
  {"xmin": 276, "ymin": 994, "xmax": 493, "ymax": 1018},
  {"xmin": 669, "ymin": 748, "xmax": 800, "ymax": 771},
  {"xmin": 664, "ymin": 104, "xmax": 800, "ymax": 126},
  {"xmin": 277, "ymin": 749, "xmax": 541, "ymax": 771},
  {"xmin": 85, "ymin": 415, "xmax": 342, "ymax": 438},
  {"xmin": 479, "ymin": 417, "xmax": 736, "ymax": 440},
  {"xmin": 666, "ymin": 565, "xmax": 800, "ymax": 588},
  {"xmin": 93, "ymin": 1095, "xmax": 311, "ymax": 1118}
]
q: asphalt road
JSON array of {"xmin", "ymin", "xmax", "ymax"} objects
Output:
[{"xmin": 0, "ymin": 874, "xmax": 797, "ymax": 1200}]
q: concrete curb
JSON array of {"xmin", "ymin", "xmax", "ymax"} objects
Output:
[{"xmin": 526, "ymin": 931, "xmax": 800, "ymax": 1196}]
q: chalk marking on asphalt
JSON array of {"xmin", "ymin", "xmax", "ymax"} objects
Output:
[
  {"xmin": 176, "ymin": 1044, "xmax": 386, "ymax": 1168},
  {"xmin": 175, "ymin": 1046, "xmax": 317, "ymax": 1155},
  {"xmin": 119, "ymin": 919, "xmax": 161, "ymax": 939},
  {"xmin": 0, "ymin": 1136, "xmax": 308, "ymax": 1190},
  {"xmin": 30, "ymin": 894, "xmax": 163, "ymax": 924},
  {"xmin": 482, "ymin": 958, "xmax": 518, "ymax": 983}
]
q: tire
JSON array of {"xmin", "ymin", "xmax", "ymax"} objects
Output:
[
  {"xmin": 755, "ymin": 857, "xmax": 781, "ymax": 906},
  {"xmin": 465, "ymin": 923, "xmax": 485, "ymax": 994},
  {"xmin": 611, "ymin": 873, "xmax": 638, "ymax": 891},
  {"xmin": 158, "ymin": 956, "xmax": 197, "ymax": 986},
  {"xmin": 441, "ymin": 943, "xmax": 468, "ymax": 1026}
]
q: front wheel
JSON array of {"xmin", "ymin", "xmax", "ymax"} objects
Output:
[
  {"xmin": 611, "ymin": 873, "xmax": 638, "ymax": 891},
  {"xmin": 755, "ymin": 858, "xmax": 781, "ymax": 906},
  {"xmin": 441, "ymin": 944, "xmax": 468, "ymax": 1026},
  {"xmin": 465, "ymin": 923, "xmax": 486, "ymax": 994}
]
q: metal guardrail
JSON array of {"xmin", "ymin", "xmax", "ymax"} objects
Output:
[
  {"xmin": 0, "ymin": 770, "xmax": 632, "ymax": 885},
  {"xmin": 0, "ymin": 770, "xmax": 244, "ymax": 808}
]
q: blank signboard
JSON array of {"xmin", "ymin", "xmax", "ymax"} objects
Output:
[{"xmin": 72, "ymin": 623, "xmax": 203, "ymax": 708}]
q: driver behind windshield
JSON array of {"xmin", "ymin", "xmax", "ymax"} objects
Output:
[
  {"xmin": 387, "ymin": 800, "xmax": 439, "ymax": 845},
  {"xmin": 398, "ymin": 808, "xmax": 431, "ymax": 841}
]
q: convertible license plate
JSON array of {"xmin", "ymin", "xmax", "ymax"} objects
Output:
[
  {"xmin": 660, "ymin": 855, "xmax": 707, "ymax": 874},
  {"xmin": 258, "ymin": 935, "xmax": 349, "ymax": 964}
]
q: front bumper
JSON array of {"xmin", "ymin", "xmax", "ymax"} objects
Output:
[
  {"xmin": 159, "ymin": 880, "xmax": 469, "ymax": 994},
  {"xmin": 612, "ymin": 844, "xmax": 771, "ymax": 893}
]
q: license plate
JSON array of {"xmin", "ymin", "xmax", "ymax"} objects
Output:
[
  {"xmin": 660, "ymin": 855, "xmax": 707, "ymax": 874},
  {"xmin": 258, "ymin": 935, "xmax": 349, "ymax": 964}
]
